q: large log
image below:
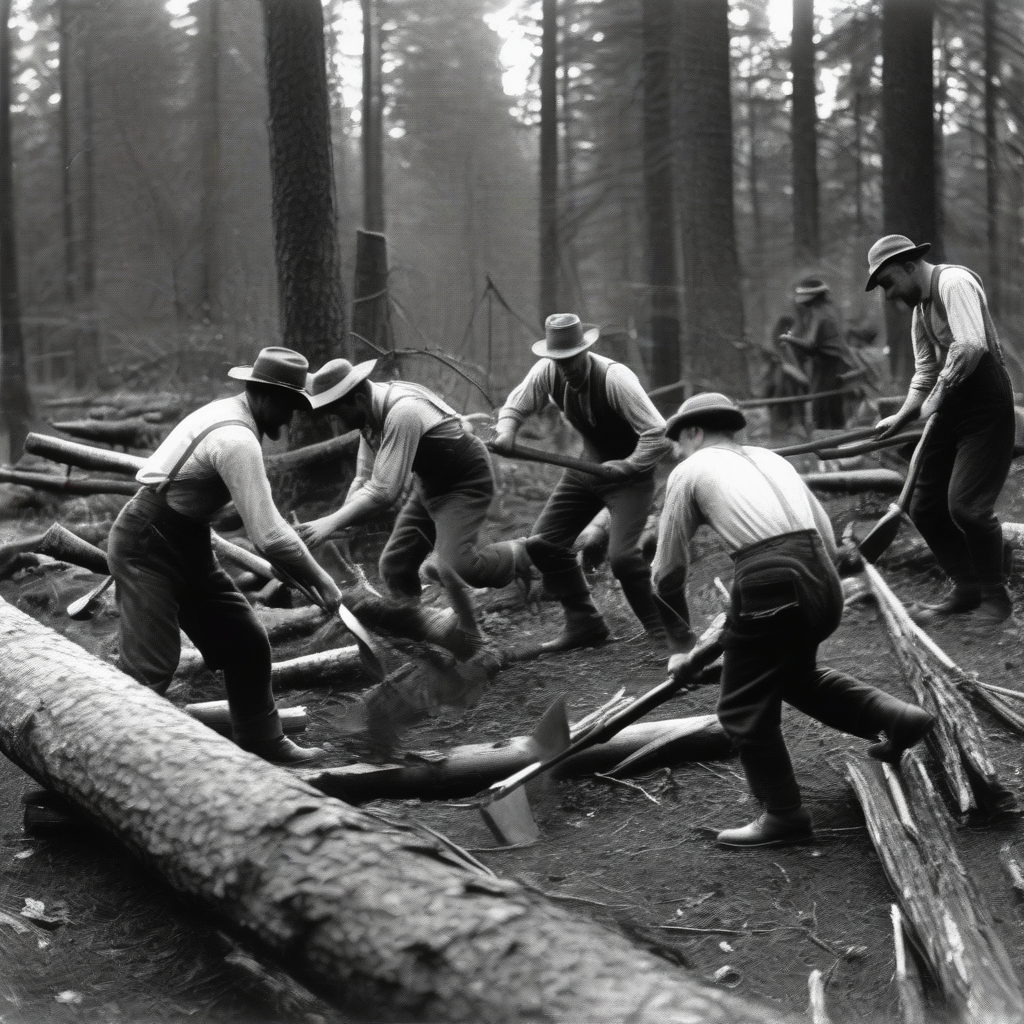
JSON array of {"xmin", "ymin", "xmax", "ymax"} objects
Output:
[
  {"xmin": 847, "ymin": 753, "xmax": 1023, "ymax": 1022},
  {"xmin": 51, "ymin": 416, "xmax": 163, "ymax": 448},
  {"xmin": 303, "ymin": 715, "xmax": 730, "ymax": 804},
  {"xmin": 0, "ymin": 597, "xmax": 786, "ymax": 1024},
  {"xmin": 800, "ymin": 469, "xmax": 904, "ymax": 494},
  {"xmin": 0, "ymin": 467, "xmax": 139, "ymax": 496},
  {"xmin": 861, "ymin": 561, "xmax": 1015, "ymax": 815}
]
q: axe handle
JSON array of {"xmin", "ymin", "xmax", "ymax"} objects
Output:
[
  {"xmin": 486, "ymin": 439, "xmax": 618, "ymax": 480},
  {"xmin": 893, "ymin": 413, "xmax": 939, "ymax": 513}
]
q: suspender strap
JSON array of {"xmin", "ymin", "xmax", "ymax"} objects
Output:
[
  {"xmin": 154, "ymin": 419, "xmax": 255, "ymax": 494},
  {"xmin": 729, "ymin": 446, "xmax": 804, "ymax": 533},
  {"xmin": 924, "ymin": 265, "xmax": 1005, "ymax": 368}
]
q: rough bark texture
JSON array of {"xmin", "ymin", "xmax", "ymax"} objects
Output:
[
  {"xmin": 791, "ymin": 0, "xmax": 820, "ymax": 266},
  {"xmin": 0, "ymin": 468, "xmax": 138, "ymax": 497},
  {"xmin": 538, "ymin": 0, "xmax": 559, "ymax": 321},
  {"xmin": 677, "ymin": 0, "xmax": 746, "ymax": 390},
  {"xmin": 847, "ymin": 754, "xmax": 1023, "ymax": 1023},
  {"xmin": 983, "ymin": 0, "xmax": 999, "ymax": 317},
  {"xmin": 642, "ymin": 0, "xmax": 681, "ymax": 400},
  {"xmin": 361, "ymin": 0, "xmax": 384, "ymax": 234},
  {"xmin": 261, "ymin": 0, "xmax": 346, "ymax": 450},
  {"xmin": 0, "ymin": 0, "xmax": 33, "ymax": 459},
  {"xmin": 351, "ymin": 230, "xmax": 392, "ymax": 363},
  {"xmin": 0, "ymin": 598, "xmax": 789, "ymax": 1024},
  {"xmin": 881, "ymin": 0, "xmax": 938, "ymax": 388}
]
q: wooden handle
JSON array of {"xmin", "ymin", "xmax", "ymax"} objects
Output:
[
  {"xmin": 487, "ymin": 439, "xmax": 618, "ymax": 480},
  {"xmin": 895, "ymin": 413, "xmax": 938, "ymax": 511}
]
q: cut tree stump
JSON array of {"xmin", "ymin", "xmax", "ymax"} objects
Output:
[
  {"xmin": 0, "ymin": 596, "xmax": 789, "ymax": 1024},
  {"xmin": 847, "ymin": 753, "xmax": 1023, "ymax": 1023},
  {"xmin": 862, "ymin": 561, "xmax": 1016, "ymax": 815}
]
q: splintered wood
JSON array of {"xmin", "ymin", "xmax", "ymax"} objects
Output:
[
  {"xmin": 847, "ymin": 753, "xmax": 1024, "ymax": 1024},
  {"xmin": 861, "ymin": 562, "xmax": 1016, "ymax": 815}
]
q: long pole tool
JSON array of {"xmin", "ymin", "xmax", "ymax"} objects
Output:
[
  {"xmin": 477, "ymin": 614, "xmax": 726, "ymax": 845},
  {"xmin": 857, "ymin": 412, "xmax": 939, "ymax": 564}
]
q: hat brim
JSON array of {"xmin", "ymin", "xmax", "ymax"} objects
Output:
[
  {"xmin": 865, "ymin": 242, "xmax": 931, "ymax": 291},
  {"xmin": 227, "ymin": 365, "xmax": 312, "ymax": 401},
  {"xmin": 665, "ymin": 407, "xmax": 747, "ymax": 441},
  {"xmin": 307, "ymin": 358, "xmax": 377, "ymax": 410},
  {"xmin": 794, "ymin": 286, "xmax": 829, "ymax": 303},
  {"xmin": 531, "ymin": 325, "xmax": 600, "ymax": 359}
]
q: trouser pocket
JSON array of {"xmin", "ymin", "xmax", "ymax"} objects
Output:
[{"xmin": 734, "ymin": 568, "xmax": 801, "ymax": 621}]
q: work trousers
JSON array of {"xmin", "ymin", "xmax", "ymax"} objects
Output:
[
  {"xmin": 719, "ymin": 530, "xmax": 909, "ymax": 810},
  {"xmin": 379, "ymin": 432, "xmax": 517, "ymax": 598},
  {"xmin": 531, "ymin": 468, "xmax": 656, "ymax": 590},
  {"xmin": 107, "ymin": 489, "xmax": 278, "ymax": 744},
  {"xmin": 910, "ymin": 353, "xmax": 1014, "ymax": 589}
]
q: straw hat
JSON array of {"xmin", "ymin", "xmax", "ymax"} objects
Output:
[
  {"xmin": 307, "ymin": 358, "xmax": 378, "ymax": 410},
  {"xmin": 794, "ymin": 277, "xmax": 830, "ymax": 304},
  {"xmin": 532, "ymin": 313, "xmax": 600, "ymax": 359},
  {"xmin": 227, "ymin": 347, "xmax": 311, "ymax": 395},
  {"xmin": 865, "ymin": 234, "xmax": 931, "ymax": 291},
  {"xmin": 665, "ymin": 392, "xmax": 746, "ymax": 440}
]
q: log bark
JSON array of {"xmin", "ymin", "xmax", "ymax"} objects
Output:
[
  {"xmin": 890, "ymin": 905, "xmax": 927, "ymax": 1024},
  {"xmin": 51, "ymin": 417, "xmax": 162, "ymax": 449},
  {"xmin": 270, "ymin": 646, "xmax": 362, "ymax": 690},
  {"xmin": 303, "ymin": 715, "xmax": 730, "ymax": 804},
  {"xmin": 847, "ymin": 753, "xmax": 1023, "ymax": 1022},
  {"xmin": 351, "ymin": 230, "xmax": 392, "ymax": 362},
  {"xmin": 0, "ymin": 468, "xmax": 139, "ymax": 497},
  {"xmin": 0, "ymin": 597, "xmax": 787, "ymax": 1023},
  {"xmin": 800, "ymin": 470, "xmax": 903, "ymax": 494},
  {"xmin": 862, "ymin": 561, "xmax": 1015, "ymax": 815}
]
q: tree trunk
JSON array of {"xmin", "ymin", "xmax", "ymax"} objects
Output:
[
  {"xmin": 361, "ymin": 0, "xmax": 384, "ymax": 234},
  {"xmin": 677, "ymin": 0, "xmax": 747, "ymax": 391},
  {"xmin": 351, "ymin": 229, "xmax": 392, "ymax": 363},
  {"xmin": 641, "ymin": 0, "xmax": 681, "ymax": 402},
  {"xmin": 538, "ymin": 0, "xmax": 559, "ymax": 321},
  {"xmin": 199, "ymin": 0, "xmax": 222, "ymax": 324},
  {"xmin": 791, "ymin": 0, "xmax": 819, "ymax": 267},
  {"xmin": 261, "ymin": 0, "xmax": 347, "ymax": 450},
  {"xmin": 881, "ymin": 0, "xmax": 937, "ymax": 388},
  {"xmin": 0, "ymin": 598, "xmax": 789, "ymax": 1024},
  {"xmin": 983, "ymin": 0, "xmax": 1000, "ymax": 317},
  {"xmin": 57, "ymin": 0, "xmax": 75, "ymax": 307}
]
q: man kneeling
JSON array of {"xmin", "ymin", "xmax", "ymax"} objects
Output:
[{"xmin": 653, "ymin": 393, "xmax": 933, "ymax": 847}]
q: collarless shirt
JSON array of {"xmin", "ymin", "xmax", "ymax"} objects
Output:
[{"xmin": 652, "ymin": 444, "xmax": 836, "ymax": 583}]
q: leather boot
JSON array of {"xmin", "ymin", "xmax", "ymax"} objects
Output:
[
  {"xmin": 540, "ymin": 596, "xmax": 610, "ymax": 652},
  {"xmin": 654, "ymin": 591, "xmax": 696, "ymax": 653},
  {"xmin": 907, "ymin": 582, "xmax": 980, "ymax": 626},
  {"xmin": 617, "ymin": 572, "xmax": 666, "ymax": 640},
  {"xmin": 234, "ymin": 707, "xmax": 325, "ymax": 764},
  {"xmin": 867, "ymin": 704, "xmax": 934, "ymax": 763},
  {"xmin": 527, "ymin": 536, "xmax": 610, "ymax": 651},
  {"xmin": 716, "ymin": 807, "xmax": 813, "ymax": 847},
  {"xmin": 972, "ymin": 584, "xmax": 1012, "ymax": 626}
]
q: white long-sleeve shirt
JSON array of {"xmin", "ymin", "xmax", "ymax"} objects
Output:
[
  {"xmin": 496, "ymin": 354, "xmax": 672, "ymax": 472},
  {"xmin": 652, "ymin": 444, "xmax": 836, "ymax": 584},
  {"xmin": 136, "ymin": 393, "xmax": 305, "ymax": 565}
]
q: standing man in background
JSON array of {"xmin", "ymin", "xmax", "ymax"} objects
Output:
[
  {"xmin": 867, "ymin": 234, "xmax": 1014, "ymax": 627},
  {"xmin": 491, "ymin": 313, "xmax": 679, "ymax": 652}
]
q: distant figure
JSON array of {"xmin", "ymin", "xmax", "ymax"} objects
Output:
[
  {"xmin": 778, "ymin": 277, "xmax": 853, "ymax": 429},
  {"xmin": 763, "ymin": 311, "xmax": 810, "ymax": 432},
  {"xmin": 867, "ymin": 234, "xmax": 1014, "ymax": 627}
]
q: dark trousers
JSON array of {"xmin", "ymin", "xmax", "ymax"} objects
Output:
[
  {"xmin": 810, "ymin": 354, "xmax": 846, "ymax": 429},
  {"xmin": 910, "ymin": 353, "xmax": 1014, "ymax": 589},
  {"xmin": 379, "ymin": 434, "xmax": 516, "ymax": 598},
  {"xmin": 531, "ymin": 469, "xmax": 656, "ymax": 588},
  {"xmin": 107, "ymin": 489, "xmax": 278, "ymax": 743},
  {"xmin": 719, "ymin": 531, "xmax": 909, "ymax": 810}
]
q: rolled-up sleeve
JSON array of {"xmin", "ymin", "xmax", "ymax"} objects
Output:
[
  {"xmin": 496, "ymin": 360, "xmax": 556, "ymax": 430},
  {"xmin": 604, "ymin": 364, "xmax": 672, "ymax": 471},
  {"xmin": 651, "ymin": 463, "xmax": 701, "ymax": 585},
  {"xmin": 358, "ymin": 402, "xmax": 424, "ymax": 506},
  {"xmin": 908, "ymin": 308, "xmax": 940, "ymax": 399},
  {"xmin": 936, "ymin": 273, "xmax": 989, "ymax": 389}
]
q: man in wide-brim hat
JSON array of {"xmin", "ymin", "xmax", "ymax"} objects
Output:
[
  {"xmin": 296, "ymin": 357, "xmax": 530, "ymax": 605},
  {"xmin": 866, "ymin": 233, "xmax": 1014, "ymax": 626},
  {"xmin": 107, "ymin": 346, "xmax": 343, "ymax": 763},
  {"xmin": 654, "ymin": 392, "xmax": 933, "ymax": 847},
  {"xmin": 490, "ymin": 312, "xmax": 678, "ymax": 652}
]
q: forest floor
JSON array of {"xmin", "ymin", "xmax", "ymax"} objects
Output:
[{"xmin": 2, "ymin": 431, "xmax": 1024, "ymax": 1023}]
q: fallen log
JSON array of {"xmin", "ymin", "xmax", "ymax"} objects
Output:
[
  {"xmin": 185, "ymin": 700, "xmax": 307, "ymax": 737},
  {"xmin": 800, "ymin": 469, "xmax": 904, "ymax": 494},
  {"xmin": 0, "ymin": 522, "xmax": 108, "ymax": 578},
  {"xmin": 0, "ymin": 596, "xmax": 787, "ymax": 1024},
  {"xmin": 51, "ymin": 416, "xmax": 162, "ymax": 449},
  {"xmin": 302, "ymin": 715, "xmax": 730, "ymax": 804},
  {"xmin": 0, "ymin": 467, "xmax": 139, "ymax": 497},
  {"xmin": 263, "ymin": 430, "xmax": 359, "ymax": 475},
  {"xmin": 862, "ymin": 561, "xmax": 1015, "ymax": 815},
  {"xmin": 271, "ymin": 647, "xmax": 362, "ymax": 690},
  {"xmin": 847, "ymin": 753, "xmax": 1024, "ymax": 1023}
]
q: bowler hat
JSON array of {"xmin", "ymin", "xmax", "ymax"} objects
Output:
[
  {"xmin": 794, "ymin": 277, "xmax": 830, "ymax": 304},
  {"xmin": 532, "ymin": 313, "xmax": 600, "ymax": 359},
  {"xmin": 307, "ymin": 358, "xmax": 378, "ymax": 410},
  {"xmin": 665, "ymin": 392, "xmax": 746, "ymax": 440},
  {"xmin": 865, "ymin": 234, "xmax": 931, "ymax": 291},
  {"xmin": 228, "ymin": 347, "xmax": 311, "ymax": 395}
]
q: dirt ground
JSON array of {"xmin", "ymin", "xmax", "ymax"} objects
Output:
[{"xmin": 3, "ymin": 446, "xmax": 1024, "ymax": 1023}]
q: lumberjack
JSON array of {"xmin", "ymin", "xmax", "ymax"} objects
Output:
[
  {"xmin": 490, "ymin": 313, "xmax": 680, "ymax": 652},
  {"xmin": 653, "ymin": 392, "xmax": 933, "ymax": 847},
  {"xmin": 107, "ymin": 346, "xmax": 342, "ymax": 763},
  {"xmin": 296, "ymin": 359, "xmax": 530, "ymax": 602},
  {"xmin": 867, "ymin": 234, "xmax": 1015, "ymax": 627}
]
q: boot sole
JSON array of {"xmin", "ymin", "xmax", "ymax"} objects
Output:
[{"xmin": 716, "ymin": 830, "xmax": 814, "ymax": 849}]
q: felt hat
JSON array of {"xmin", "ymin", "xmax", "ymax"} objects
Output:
[
  {"xmin": 865, "ymin": 234, "xmax": 931, "ymax": 291},
  {"xmin": 307, "ymin": 358, "xmax": 378, "ymax": 410},
  {"xmin": 665, "ymin": 392, "xmax": 746, "ymax": 440},
  {"xmin": 227, "ymin": 347, "xmax": 311, "ymax": 395},
  {"xmin": 794, "ymin": 277, "xmax": 830, "ymax": 304},
  {"xmin": 532, "ymin": 313, "xmax": 600, "ymax": 359}
]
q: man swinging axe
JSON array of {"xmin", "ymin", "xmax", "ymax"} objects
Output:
[
  {"xmin": 653, "ymin": 392, "xmax": 933, "ymax": 846},
  {"xmin": 867, "ymin": 234, "xmax": 1014, "ymax": 627},
  {"xmin": 108, "ymin": 347, "xmax": 343, "ymax": 763},
  {"xmin": 490, "ymin": 313, "xmax": 681, "ymax": 652}
]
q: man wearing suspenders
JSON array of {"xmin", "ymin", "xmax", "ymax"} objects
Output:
[
  {"xmin": 295, "ymin": 359, "xmax": 530, "ymax": 601},
  {"xmin": 490, "ymin": 313, "xmax": 677, "ymax": 652},
  {"xmin": 107, "ymin": 347, "xmax": 343, "ymax": 763},
  {"xmin": 653, "ymin": 393, "xmax": 933, "ymax": 847},
  {"xmin": 867, "ymin": 234, "xmax": 1015, "ymax": 626}
]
